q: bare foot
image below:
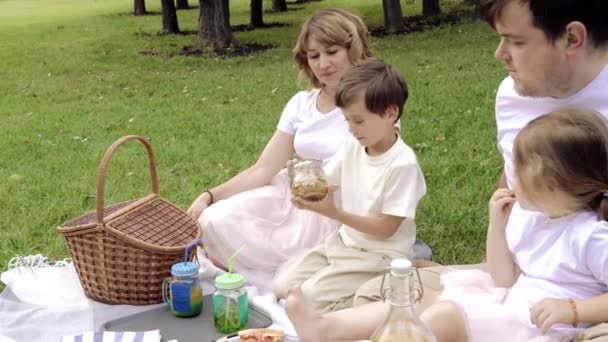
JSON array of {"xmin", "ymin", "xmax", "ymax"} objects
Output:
[{"xmin": 285, "ymin": 286, "xmax": 328, "ymax": 342}]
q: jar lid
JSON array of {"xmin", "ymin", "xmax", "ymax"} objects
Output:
[
  {"xmin": 215, "ymin": 273, "xmax": 245, "ymax": 290},
  {"xmin": 171, "ymin": 261, "xmax": 199, "ymax": 276},
  {"xmin": 390, "ymin": 259, "xmax": 412, "ymax": 275}
]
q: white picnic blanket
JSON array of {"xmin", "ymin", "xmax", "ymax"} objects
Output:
[{"xmin": 0, "ymin": 254, "xmax": 297, "ymax": 342}]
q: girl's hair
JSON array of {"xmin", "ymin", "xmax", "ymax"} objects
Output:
[
  {"xmin": 514, "ymin": 108, "xmax": 608, "ymax": 220},
  {"xmin": 293, "ymin": 8, "xmax": 373, "ymax": 89}
]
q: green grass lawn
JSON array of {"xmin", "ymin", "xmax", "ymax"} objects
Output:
[{"xmin": 0, "ymin": 0, "xmax": 505, "ymax": 277}]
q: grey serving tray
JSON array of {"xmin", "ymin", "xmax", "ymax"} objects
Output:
[{"xmin": 103, "ymin": 295, "xmax": 272, "ymax": 342}]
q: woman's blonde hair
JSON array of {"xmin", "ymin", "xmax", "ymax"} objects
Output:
[
  {"xmin": 514, "ymin": 108, "xmax": 608, "ymax": 220},
  {"xmin": 293, "ymin": 8, "xmax": 373, "ymax": 89}
]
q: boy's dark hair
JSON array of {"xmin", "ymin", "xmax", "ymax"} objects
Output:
[
  {"xmin": 479, "ymin": 0, "xmax": 608, "ymax": 48},
  {"xmin": 335, "ymin": 59, "xmax": 408, "ymax": 122}
]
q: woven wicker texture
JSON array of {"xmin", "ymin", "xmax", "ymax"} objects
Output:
[
  {"xmin": 61, "ymin": 201, "xmax": 135, "ymax": 228},
  {"xmin": 107, "ymin": 198, "xmax": 198, "ymax": 247},
  {"xmin": 57, "ymin": 135, "xmax": 201, "ymax": 305}
]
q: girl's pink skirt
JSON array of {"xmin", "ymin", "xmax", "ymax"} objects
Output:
[
  {"xmin": 199, "ymin": 170, "xmax": 340, "ymax": 291},
  {"xmin": 439, "ymin": 269, "xmax": 575, "ymax": 342}
]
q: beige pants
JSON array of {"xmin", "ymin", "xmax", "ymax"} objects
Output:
[
  {"xmin": 353, "ymin": 263, "xmax": 487, "ymax": 306},
  {"xmin": 273, "ymin": 231, "xmax": 391, "ymax": 313}
]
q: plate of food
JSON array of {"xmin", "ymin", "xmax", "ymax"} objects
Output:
[{"xmin": 216, "ymin": 328, "xmax": 286, "ymax": 342}]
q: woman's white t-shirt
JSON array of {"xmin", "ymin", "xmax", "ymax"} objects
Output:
[{"xmin": 277, "ymin": 89, "xmax": 348, "ymax": 166}]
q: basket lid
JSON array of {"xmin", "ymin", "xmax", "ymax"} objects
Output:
[
  {"xmin": 106, "ymin": 197, "xmax": 200, "ymax": 250},
  {"xmin": 171, "ymin": 261, "xmax": 199, "ymax": 276},
  {"xmin": 215, "ymin": 273, "xmax": 245, "ymax": 290}
]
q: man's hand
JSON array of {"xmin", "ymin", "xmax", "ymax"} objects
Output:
[
  {"xmin": 292, "ymin": 186, "xmax": 338, "ymax": 219},
  {"xmin": 530, "ymin": 298, "xmax": 574, "ymax": 333},
  {"xmin": 488, "ymin": 188, "xmax": 515, "ymax": 230}
]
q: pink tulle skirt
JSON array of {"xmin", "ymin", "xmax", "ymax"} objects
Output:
[
  {"xmin": 199, "ymin": 170, "xmax": 340, "ymax": 291},
  {"xmin": 439, "ymin": 270, "xmax": 575, "ymax": 342}
]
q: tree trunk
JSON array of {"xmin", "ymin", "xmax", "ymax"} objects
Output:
[
  {"xmin": 198, "ymin": 0, "xmax": 234, "ymax": 48},
  {"xmin": 161, "ymin": 0, "xmax": 180, "ymax": 34},
  {"xmin": 382, "ymin": 0, "xmax": 404, "ymax": 34},
  {"xmin": 250, "ymin": 0, "xmax": 264, "ymax": 28},
  {"xmin": 423, "ymin": 0, "xmax": 441, "ymax": 17},
  {"xmin": 134, "ymin": 0, "xmax": 147, "ymax": 15},
  {"xmin": 176, "ymin": 0, "xmax": 189, "ymax": 10},
  {"xmin": 272, "ymin": 0, "xmax": 287, "ymax": 12}
]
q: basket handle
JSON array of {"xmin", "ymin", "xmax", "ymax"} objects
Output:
[{"xmin": 96, "ymin": 135, "xmax": 159, "ymax": 224}]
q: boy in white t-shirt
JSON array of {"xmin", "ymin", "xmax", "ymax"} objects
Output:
[{"xmin": 273, "ymin": 60, "xmax": 427, "ymax": 313}]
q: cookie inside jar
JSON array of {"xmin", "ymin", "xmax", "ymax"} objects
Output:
[{"xmin": 287, "ymin": 159, "xmax": 329, "ymax": 201}]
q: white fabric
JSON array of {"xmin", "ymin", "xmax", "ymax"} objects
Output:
[
  {"xmin": 59, "ymin": 330, "xmax": 160, "ymax": 342},
  {"xmin": 1, "ymin": 263, "xmax": 88, "ymax": 307},
  {"xmin": 277, "ymin": 89, "xmax": 350, "ymax": 166},
  {"xmin": 324, "ymin": 135, "xmax": 426, "ymax": 260},
  {"xmin": 496, "ymin": 65, "xmax": 608, "ymax": 188},
  {"xmin": 0, "ymin": 258, "xmax": 299, "ymax": 342},
  {"xmin": 0, "ymin": 290, "xmax": 95, "ymax": 342},
  {"xmin": 503, "ymin": 203, "xmax": 608, "ymax": 336}
]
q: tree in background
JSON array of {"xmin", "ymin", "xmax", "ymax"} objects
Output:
[
  {"xmin": 272, "ymin": 0, "xmax": 287, "ymax": 12},
  {"xmin": 423, "ymin": 0, "xmax": 441, "ymax": 16},
  {"xmin": 134, "ymin": 0, "xmax": 147, "ymax": 15},
  {"xmin": 382, "ymin": 0, "xmax": 404, "ymax": 33},
  {"xmin": 176, "ymin": 0, "xmax": 190, "ymax": 10},
  {"xmin": 199, "ymin": 0, "xmax": 234, "ymax": 48},
  {"xmin": 161, "ymin": 0, "xmax": 180, "ymax": 34},
  {"xmin": 250, "ymin": 0, "xmax": 264, "ymax": 28}
]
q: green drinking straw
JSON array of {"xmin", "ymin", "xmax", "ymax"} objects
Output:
[{"xmin": 224, "ymin": 244, "xmax": 246, "ymax": 328}]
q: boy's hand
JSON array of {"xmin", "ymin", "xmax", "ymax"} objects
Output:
[
  {"xmin": 530, "ymin": 298, "xmax": 574, "ymax": 333},
  {"xmin": 292, "ymin": 186, "xmax": 338, "ymax": 219},
  {"xmin": 488, "ymin": 188, "xmax": 515, "ymax": 230}
]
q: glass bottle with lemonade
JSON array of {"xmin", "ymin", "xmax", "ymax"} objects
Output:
[{"xmin": 371, "ymin": 259, "xmax": 436, "ymax": 342}]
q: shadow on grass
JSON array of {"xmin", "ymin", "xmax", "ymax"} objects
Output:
[
  {"xmin": 111, "ymin": 11, "xmax": 162, "ymax": 17},
  {"xmin": 286, "ymin": 0, "xmax": 322, "ymax": 4},
  {"xmin": 369, "ymin": 10, "xmax": 475, "ymax": 37},
  {"xmin": 176, "ymin": 5, "xmax": 199, "ymax": 10},
  {"xmin": 140, "ymin": 42, "xmax": 274, "ymax": 59},
  {"xmin": 134, "ymin": 22, "xmax": 289, "ymax": 38},
  {"xmin": 231, "ymin": 22, "xmax": 290, "ymax": 32},
  {"xmin": 264, "ymin": 7, "xmax": 304, "ymax": 13}
]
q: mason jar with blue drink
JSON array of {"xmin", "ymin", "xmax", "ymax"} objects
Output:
[{"xmin": 162, "ymin": 240, "xmax": 203, "ymax": 317}]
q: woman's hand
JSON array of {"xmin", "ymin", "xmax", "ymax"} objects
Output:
[
  {"xmin": 488, "ymin": 188, "xmax": 515, "ymax": 230},
  {"xmin": 292, "ymin": 187, "xmax": 338, "ymax": 219},
  {"xmin": 530, "ymin": 298, "xmax": 574, "ymax": 333},
  {"xmin": 187, "ymin": 192, "xmax": 212, "ymax": 220}
]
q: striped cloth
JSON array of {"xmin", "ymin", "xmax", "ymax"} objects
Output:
[{"xmin": 59, "ymin": 330, "xmax": 161, "ymax": 342}]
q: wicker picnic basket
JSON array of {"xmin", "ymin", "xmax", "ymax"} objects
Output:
[{"xmin": 57, "ymin": 135, "xmax": 201, "ymax": 305}]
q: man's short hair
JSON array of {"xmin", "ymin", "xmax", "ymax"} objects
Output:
[
  {"xmin": 335, "ymin": 59, "xmax": 408, "ymax": 121},
  {"xmin": 480, "ymin": 0, "xmax": 608, "ymax": 48}
]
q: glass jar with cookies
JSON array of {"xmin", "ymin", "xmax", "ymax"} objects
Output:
[{"xmin": 287, "ymin": 159, "xmax": 329, "ymax": 201}]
